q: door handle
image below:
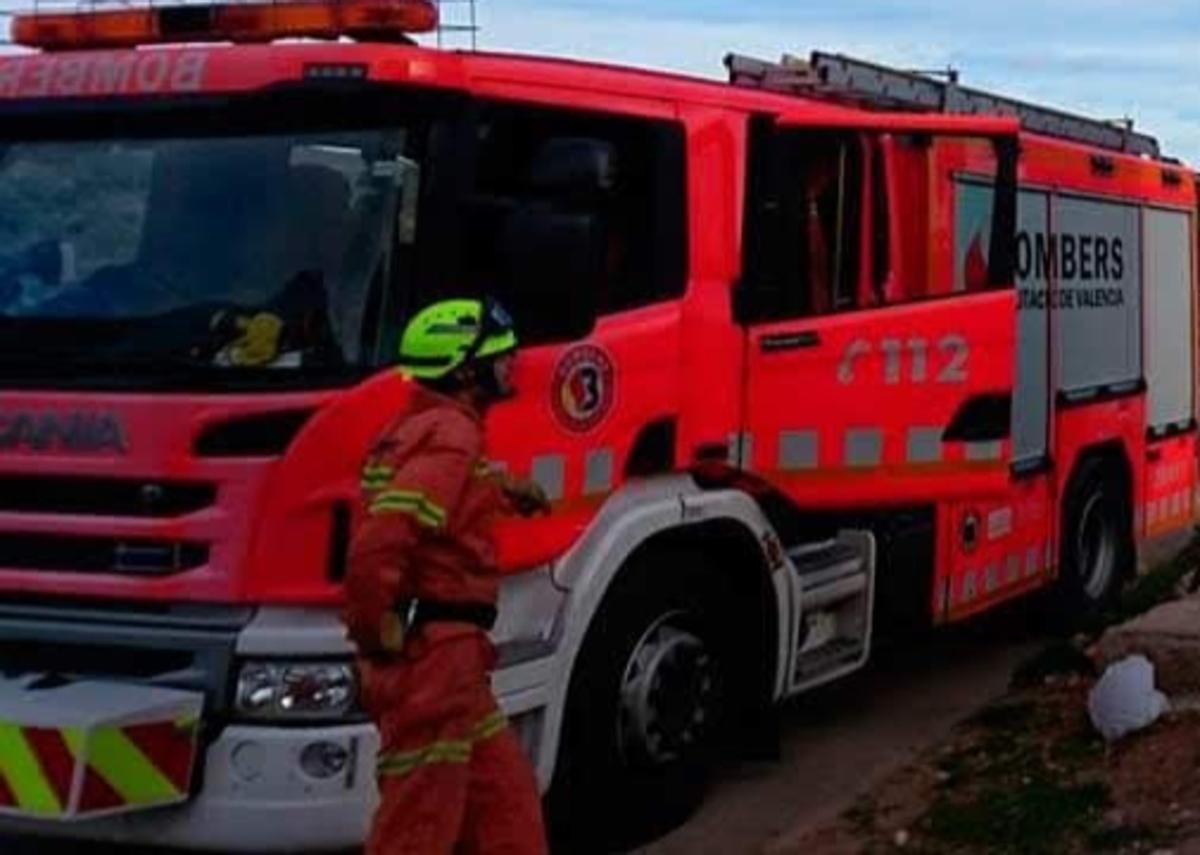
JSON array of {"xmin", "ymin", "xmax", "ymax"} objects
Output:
[{"xmin": 759, "ymin": 330, "xmax": 821, "ymax": 353}]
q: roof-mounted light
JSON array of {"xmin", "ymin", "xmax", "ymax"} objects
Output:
[{"xmin": 11, "ymin": 0, "xmax": 439, "ymax": 51}]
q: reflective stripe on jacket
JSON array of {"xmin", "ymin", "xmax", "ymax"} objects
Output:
[{"xmin": 342, "ymin": 386, "xmax": 509, "ymax": 655}]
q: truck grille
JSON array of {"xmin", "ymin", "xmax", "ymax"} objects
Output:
[
  {"xmin": 0, "ymin": 534, "xmax": 208, "ymax": 575},
  {"xmin": 0, "ymin": 475, "xmax": 215, "ymax": 517},
  {"xmin": 0, "ymin": 640, "xmax": 194, "ymax": 679}
]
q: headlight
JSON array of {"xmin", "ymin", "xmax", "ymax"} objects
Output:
[{"xmin": 235, "ymin": 661, "xmax": 357, "ymax": 720}]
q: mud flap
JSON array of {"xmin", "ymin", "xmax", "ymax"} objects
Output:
[{"xmin": 0, "ymin": 675, "xmax": 203, "ymax": 820}]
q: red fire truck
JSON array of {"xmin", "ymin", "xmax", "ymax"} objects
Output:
[{"xmin": 0, "ymin": 1, "xmax": 1194, "ymax": 850}]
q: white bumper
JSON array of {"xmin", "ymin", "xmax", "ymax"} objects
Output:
[
  {"xmin": 0, "ymin": 589, "xmax": 564, "ymax": 852},
  {"xmin": 0, "ymin": 721, "xmax": 379, "ymax": 853}
]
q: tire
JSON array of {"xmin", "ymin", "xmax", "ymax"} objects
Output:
[
  {"xmin": 547, "ymin": 550, "xmax": 734, "ymax": 853},
  {"xmin": 1053, "ymin": 457, "xmax": 1131, "ymax": 627}
]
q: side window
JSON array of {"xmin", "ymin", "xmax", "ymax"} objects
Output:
[
  {"xmin": 462, "ymin": 101, "xmax": 687, "ymax": 342},
  {"xmin": 802, "ymin": 135, "xmax": 863, "ymax": 315},
  {"xmin": 787, "ymin": 133, "xmax": 864, "ymax": 317},
  {"xmin": 932, "ymin": 136, "xmax": 1017, "ymax": 300},
  {"xmin": 739, "ymin": 129, "xmax": 867, "ymax": 322},
  {"xmin": 867, "ymin": 133, "xmax": 997, "ymax": 308},
  {"xmin": 741, "ymin": 124, "xmax": 1018, "ymax": 325}
]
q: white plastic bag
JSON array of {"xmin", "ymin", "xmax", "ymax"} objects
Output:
[{"xmin": 1088, "ymin": 655, "xmax": 1170, "ymax": 742}]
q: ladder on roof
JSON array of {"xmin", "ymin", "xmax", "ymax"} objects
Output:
[
  {"xmin": 726, "ymin": 51, "xmax": 1160, "ymax": 159},
  {"xmin": 436, "ymin": 0, "xmax": 479, "ymax": 50}
]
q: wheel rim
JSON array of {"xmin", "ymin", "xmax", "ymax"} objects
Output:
[
  {"xmin": 1077, "ymin": 490, "xmax": 1117, "ymax": 601},
  {"xmin": 616, "ymin": 610, "xmax": 719, "ymax": 766}
]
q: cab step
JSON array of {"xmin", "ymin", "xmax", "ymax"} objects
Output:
[
  {"xmin": 784, "ymin": 530, "xmax": 876, "ymax": 695},
  {"xmin": 789, "ymin": 540, "xmax": 868, "ymax": 610},
  {"xmin": 794, "ymin": 637, "xmax": 867, "ymax": 683}
]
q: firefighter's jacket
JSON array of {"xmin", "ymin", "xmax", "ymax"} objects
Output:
[{"xmin": 343, "ymin": 386, "xmax": 508, "ymax": 656}]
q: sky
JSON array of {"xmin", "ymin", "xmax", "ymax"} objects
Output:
[
  {"xmin": 435, "ymin": 0, "xmax": 1200, "ymax": 165},
  {"xmin": 2, "ymin": 0, "xmax": 1197, "ymax": 164}
]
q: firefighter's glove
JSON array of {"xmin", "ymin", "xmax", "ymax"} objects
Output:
[{"xmin": 503, "ymin": 477, "xmax": 551, "ymax": 518}]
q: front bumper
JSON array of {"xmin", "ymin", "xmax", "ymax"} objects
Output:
[{"xmin": 0, "ymin": 721, "xmax": 379, "ymax": 852}]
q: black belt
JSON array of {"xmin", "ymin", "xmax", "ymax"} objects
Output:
[{"xmin": 397, "ymin": 599, "xmax": 498, "ymax": 631}]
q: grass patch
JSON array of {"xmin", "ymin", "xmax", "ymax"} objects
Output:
[
  {"xmin": 965, "ymin": 699, "xmax": 1037, "ymax": 732},
  {"xmin": 911, "ymin": 688, "xmax": 1114, "ymax": 854},
  {"xmin": 1048, "ymin": 729, "xmax": 1104, "ymax": 768},
  {"xmin": 926, "ymin": 777, "xmax": 1108, "ymax": 855}
]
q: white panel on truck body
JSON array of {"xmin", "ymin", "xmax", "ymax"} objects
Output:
[
  {"xmin": 1013, "ymin": 189, "xmax": 1051, "ymax": 463},
  {"xmin": 1051, "ymin": 195, "xmax": 1141, "ymax": 395},
  {"xmin": 1143, "ymin": 207, "xmax": 1194, "ymax": 432}
]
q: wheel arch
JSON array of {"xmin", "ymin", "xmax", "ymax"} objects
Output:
[
  {"xmin": 533, "ymin": 477, "xmax": 790, "ymax": 788},
  {"xmin": 1057, "ymin": 438, "xmax": 1138, "ymax": 599},
  {"xmin": 1062, "ymin": 440, "xmax": 1135, "ymax": 550}
]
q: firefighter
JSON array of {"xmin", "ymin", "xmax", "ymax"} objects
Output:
[{"xmin": 343, "ymin": 297, "xmax": 550, "ymax": 855}]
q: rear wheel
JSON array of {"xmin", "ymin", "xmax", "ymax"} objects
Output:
[
  {"xmin": 1053, "ymin": 457, "xmax": 1131, "ymax": 626},
  {"xmin": 547, "ymin": 551, "xmax": 733, "ymax": 853}
]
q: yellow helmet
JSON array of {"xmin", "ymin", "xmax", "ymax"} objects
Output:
[{"xmin": 396, "ymin": 298, "xmax": 518, "ymax": 380}]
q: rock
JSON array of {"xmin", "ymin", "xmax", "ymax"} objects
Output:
[
  {"xmin": 1091, "ymin": 598, "xmax": 1200, "ymax": 697},
  {"xmin": 1088, "ymin": 655, "xmax": 1170, "ymax": 741},
  {"xmin": 893, "ymin": 829, "xmax": 910, "ymax": 848}
]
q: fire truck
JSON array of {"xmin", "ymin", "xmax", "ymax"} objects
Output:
[{"xmin": 0, "ymin": 0, "xmax": 1195, "ymax": 850}]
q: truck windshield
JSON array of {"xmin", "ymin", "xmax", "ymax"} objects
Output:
[{"xmin": 0, "ymin": 122, "xmax": 422, "ymax": 389}]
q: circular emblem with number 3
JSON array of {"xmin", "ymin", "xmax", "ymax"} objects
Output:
[{"xmin": 551, "ymin": 345, "xmax": 616, "ymax": 433}]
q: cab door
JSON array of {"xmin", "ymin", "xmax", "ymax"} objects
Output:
[{"xmin": 736, "ymin": 114, "xmax": 1019, "ymax": 512}]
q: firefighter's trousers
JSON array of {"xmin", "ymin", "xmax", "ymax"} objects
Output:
[{"xmin": 360, "ymin": 629, "xmax": 547, "ymax": 855}]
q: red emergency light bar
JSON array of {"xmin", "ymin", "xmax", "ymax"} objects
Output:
[{"xmin": 11, "ymin": 0, "xmax": 439, "ymax": 51}]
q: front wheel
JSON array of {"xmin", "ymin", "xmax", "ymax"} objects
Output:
[{"xmin": 547, "ymin": 552, "xmax": 733, "ymax": 852}]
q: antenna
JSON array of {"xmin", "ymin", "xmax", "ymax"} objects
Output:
[{"xmin": 435, "ymin": 0, "xmax": 477, "ymax": 50}]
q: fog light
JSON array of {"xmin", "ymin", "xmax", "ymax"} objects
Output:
[
  {"xmin": 300, "ymin": 740, "xmax": 349, "ymax": 779},
  {"xmin": 231, "ymin": 740, "xmax": 266, "ymax": 782}
]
